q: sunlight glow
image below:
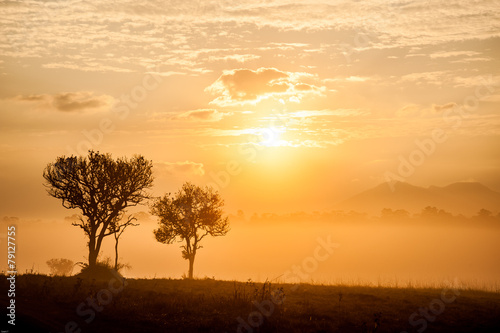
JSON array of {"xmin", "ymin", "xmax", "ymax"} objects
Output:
[{"xmin": 256, "ymin": 127, "xmax": 290, "ymax": 147}]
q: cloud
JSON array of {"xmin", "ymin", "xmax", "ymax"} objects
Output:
[
  {"xmin": 452, "ymin": 75, "xmax": 500, "ymax": 88},
  {"xmin": 154, "ymin": 161, "xmax": 205, "ymax": 176},
  {"xmin": 52, "ymin": 92, "xmax": 112, "ymax": 112},
  {"xmin": 289, "ymin": 109, "xmax": 366, "ymax": 118},
  {"xmin": 395, "ymin": 103, "xmax": 458, "ymax": 118},
  {"xmin": 208, "ymin": 54, "xmax": 261, "ymax": 63},
  {"xmin": 433, "ymin": 102, "xmax": 458, "ymax": 112},
  {"xmin": 294, "ymin": 83, "xmax": 315, "ymax": 91},
  {"xmin": 395, "ymin": 104, "xmax": 421, "ymax": 117},
  {"xmin": 399, "ymin": 71, "xmax": 451, "ymax": 86},
  {"xmin": 14, "ymin": 92, "xmax": 114, "ymax": 112},
  {"xmin": 450, "ymin": 57, "xmax": 492, "ymax": 64},
  {"xmin": 481, "ymin": 95, "xmax": 500, "ymax": 103},
  {"xmin": 429, "ymin": 51, "xmax": 481, "ymax": 59},
  {"xmin": 42, "ymin": 63, "xmax": 135, "ymax": 73},
  {"xmin": 395, "ymin": 102, "xmax": 470, "ymax": 119},
  {"xmin": 173, "ymin": 109, "xmax": 230, "ymax": 122},
  {"xmin": 345, "ymin": 76, "xmax": 369, "ymax": 82},
  {"xmin": 145, "ymin": 71, "xmax": 186, "ymax": 77},
  {"xmin": 1, "ymin": 0, "xmax": 499, "ymax": 79},
  {"xmin": 64, "ymin": 214, "xmax": 80, "ymax": 222},
  {"xmin": 207, "ymin": 67, "xmax": 288, "ymax": 102},
  {"xmin": 323, "ymin": 76, "xmax": 371, "ymax": 84},
  {"xmin": 206, "ymin": 67, "xmax": 323, "ymax": 106}
]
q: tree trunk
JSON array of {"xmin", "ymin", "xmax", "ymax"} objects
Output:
[
  {"xmin": 90, "ymin": 232, "xmax": 105, "ymax": 269},
  {"xmin": 188, "ymin": 255, "xmax": 195, "ymax": 279},
  {"xmin": 114, "ymin": 238, "xmax": 119, "ymax": 271},
  {"xmin": 88, "ymin": 234, "xmax": 98, "ymax": 268},
  {"xmin": 88, "ymin": 247, "xmax": 98, "ymax": 269}
]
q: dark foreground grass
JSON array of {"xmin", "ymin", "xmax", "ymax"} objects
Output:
[{"xmin": 1, "ymin": 274, "xmax": 500, "ymax": 333}]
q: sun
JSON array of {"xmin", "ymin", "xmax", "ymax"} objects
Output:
[
  {"xmin": 258, "ymin": 127, "xmax": 289, "ymax": 147},
  {"xmin": 243, "ymin": 124, "xmax": 292, "ymax": 147}
]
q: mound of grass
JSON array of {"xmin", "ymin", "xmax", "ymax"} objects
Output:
[{"xmin": 75, "ymin": 260, "xmax": 124, "ymax": 280}]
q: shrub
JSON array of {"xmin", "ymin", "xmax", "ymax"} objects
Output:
[{"xmin": 46, "ymin": 258, "xmax": 74, "ymax": 276}]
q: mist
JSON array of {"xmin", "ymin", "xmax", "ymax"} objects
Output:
[{"xmin": 3, "ymin": 213, "xmax": 499, "ymax": 290}]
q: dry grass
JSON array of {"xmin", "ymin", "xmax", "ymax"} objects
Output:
[{"xmin": 2, "ymin": 274, "xmax": 500, "ymax": 333}]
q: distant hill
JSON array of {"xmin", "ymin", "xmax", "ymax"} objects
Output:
[{"xmin": 336, "ymin": 181, "xmax": 500, "ymax": 216}]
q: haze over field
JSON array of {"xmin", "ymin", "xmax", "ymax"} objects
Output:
[{"xmin": 1, "ymin": 1, "xmax": 500, "ymax": 288}]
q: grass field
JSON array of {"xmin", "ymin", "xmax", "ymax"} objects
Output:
[{"xmin": 2, "ymin": 273, "xmax": 500, "ymax": 333}]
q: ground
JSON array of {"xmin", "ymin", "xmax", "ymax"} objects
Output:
[{"xmin": 1, "ymin": 274, "xmax": 500, "ymax": 333}]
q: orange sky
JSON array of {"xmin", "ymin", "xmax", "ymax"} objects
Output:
[
  {"xmin": 1, "ymin": 0, "xmax": 500, "ymax": 220},
  {"xmin": 1, "ymin": 1, "xmax": 500, "ymax": 283}
]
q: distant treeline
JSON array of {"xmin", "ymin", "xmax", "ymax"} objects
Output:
[{"xmin": 229, "ymin": 207, "xmax": 500, "ymax": 223}]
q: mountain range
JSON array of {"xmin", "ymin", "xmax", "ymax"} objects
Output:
[{"xmin": 336, "ymin": 181, "xmax": 500, "ymax": 216}]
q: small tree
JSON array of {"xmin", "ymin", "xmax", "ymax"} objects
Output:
[
  {"xmin": 43, "ymin": 150, "xmax": 153, "ymax": 270},
  {"xmin": 151, "ymin": 182, "xmax": 229, "ymax": 279},
  {"xmin": 108, "ymin": 214, "xmax": 139, "ymax": 271},
  {"xmin": 47, "ymin": 258, "xmax": 74, "ymax": 276}
]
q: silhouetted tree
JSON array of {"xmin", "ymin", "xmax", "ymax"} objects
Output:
[
  {"xmin": 151, "ymin": 182, "xmax": 229, "ymax": 279},
  {"xmin": 381, "ymin": 208, "xmax": 410, "ymax": 220},
  {"xmin": 419, "ymin": 206, "xmax": 453, "ymax": 220},
  {"xmin": 476, "ymin": 208, "xmax": 493, "ymax": 218},
  {"xmin": 420, "ymin": 206, "xmax": 439, "ymax": 217},
  {"xmin": 43, "ymin": 150, "xmax": 153, "ymax": 270},
  {"xmin": 108, "ymin": 214, "xmax": 139, "ymax": 271},
  {"xmin": 46, "ymin": 258, "xmax": 74, "ymax": 276}
]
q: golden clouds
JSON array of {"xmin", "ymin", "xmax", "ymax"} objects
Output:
[
  {"xmin": 154, "ymin": 161, "xmax": 205, "ymax": 177},
  {"xmin": 13, "ymin": 92, "xmax": 114, "ymax": 112},
  {"xmin": 206, "ymin": 68, "xmax": 324, "ymax": 106},
  {"xmin": 174, "ymin": 109, "xmax": 230, "ymax": 122}
]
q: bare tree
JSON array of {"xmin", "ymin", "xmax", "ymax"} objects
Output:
[
  {"xmin": 43, "ymin": 150, "xmax": 153, "ymax": 270},
  {"xmin": 151, "ymin": 182, "xmax": 229, "ymax": 279},
  {"xmin": 108, "ymin": 214, "xmax": 139, "ymax": 271}
]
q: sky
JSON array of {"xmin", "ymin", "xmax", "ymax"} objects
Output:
[
  {"xmin": 1, "ymin": 0, "xmax": 500, "ymax": 219},
  {"xmin": 1, "ymin": 0, "xmax": 500, "ymax": 281}
]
